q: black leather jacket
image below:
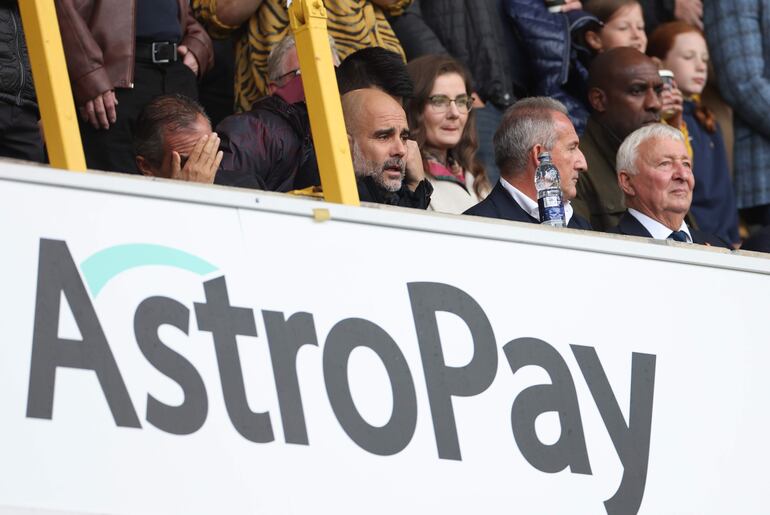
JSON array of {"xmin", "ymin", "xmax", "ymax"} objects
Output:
[{"xmin": 0, "ymin": 0, "xmax": 37, "ymax": 109}]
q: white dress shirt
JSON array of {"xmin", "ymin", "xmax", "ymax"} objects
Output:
[
  {"xmin": 499, "ymin": 178, "xmax": 574, "ymax": 225},
  {"xmin": 628, "ymin": 208, "xmax": 692, "ymax": 242}
]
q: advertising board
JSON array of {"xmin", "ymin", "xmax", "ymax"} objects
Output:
[{"xmin": 1, "ymin": 163, "xmax": 769, "ymax": 514}]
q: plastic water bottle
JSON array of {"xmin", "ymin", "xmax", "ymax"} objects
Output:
[{"xmin": 535, "ymin": 152, "xmax": 566, "ymax": 227}]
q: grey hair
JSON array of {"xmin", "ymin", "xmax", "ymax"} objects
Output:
[
  {"xmin": 494, "ymin": 97, "xmax": 569, "ymax": 176},
  {"xmin": 267, "ymin": 34, "xmax": 341, "ymax": 82},
  {"xmin": 616, "ymin": 123, "xmax": 685, "ymax": 175}
]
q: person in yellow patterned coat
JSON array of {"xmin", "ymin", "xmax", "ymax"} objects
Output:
[{"xmin": 192, "ymin": 0, "xmax": 410, "ymax": 112}]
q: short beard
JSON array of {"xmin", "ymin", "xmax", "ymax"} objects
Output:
[{"xmin": 351, "ymin": 141, "xmax": 405, "ymax": 192}]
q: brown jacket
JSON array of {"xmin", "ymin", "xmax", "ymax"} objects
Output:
[{"xmin": 55, "ymin": 0, "xmax": 214, "ymax": 106}]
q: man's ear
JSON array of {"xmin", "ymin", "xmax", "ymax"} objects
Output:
[
  {"xmin": 588, "ymin": 87, "xmax": 607, "ymax": 113},
  {"xmin": 135, "ymin": 155, "xmax": 154, "ymax": 177},
  {"xmin": 530, "ymin": 144, "xmax": 546, "ymax": 166},
  {"xmin": 268, "ymin": 82, "xmax": 278, "ymax": 95},
  {"xmin": 618, "ymin": 170, "xmax": 636, "ymax": 197},
  {"xmin": 585, "ymin": 30, "xmax": 603, "ymax": 53}
]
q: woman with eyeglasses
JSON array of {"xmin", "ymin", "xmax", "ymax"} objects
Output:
[{"xmin": 406, "ymin": 55, "xmax": 490, "ymax": 214}]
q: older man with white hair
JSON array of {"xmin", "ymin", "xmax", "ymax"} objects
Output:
[{"xmin": 610, "ymin": 124, "xmax": 730, "ymax": 247}]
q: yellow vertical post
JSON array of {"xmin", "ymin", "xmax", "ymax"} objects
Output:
[
  {"xmin": 18, "ymin": 0, "xmax": 86, "ymax": 171},
  {"xmin": 289, "ymin": 0, "xmax": 359, "ymax": 206}
]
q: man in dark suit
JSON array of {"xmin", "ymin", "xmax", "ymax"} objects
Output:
[
  {"xmin": 464, "ymin": 97, "xmax": 592, "ymax": 229},
  {"xmin": 610, "ymin": 124, "xmax": 730, "ymax": 247}
]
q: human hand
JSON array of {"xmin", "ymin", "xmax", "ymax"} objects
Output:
[
  {"xmin": 660, "ymin": 81, "xmax": 684, "ymax": 129},
  {"xmin": 178, "ymin": 45, "xmax": 200, "ymax": 77},
  {"xmin": 674, "ymin": 0, "xmax": 703, "ymax": 30},
  {"xmin": 560, "ymin": 0, "xmax": 583, "ymax": 12},
  {"xmin": 404, "ymin": 139, "xmax": 425, "ymax": 191},
  {"xmin": 80, "ymin": 90, "xmax": 117, "ymax": 129},
  {"xmin": 170, "ymin": 133, "xmax": 223, "ymax": 183}
]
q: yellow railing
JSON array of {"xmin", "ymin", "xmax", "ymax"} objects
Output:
[
  {"xmin": 19, "ymin": 0, "xmax": 359, "ymax": 204},
  {"xmin": 288, "ymin": 0, "xmax": 359, "ymax": 206},
  {"xmin": 18, "ymin": 0, "xmax": 85, "ymax": 171}
]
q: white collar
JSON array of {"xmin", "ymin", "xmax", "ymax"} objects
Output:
[
  {"xmin": 628, "ymin": 208, "xmax": 692, "ymax": 242},
  {"xmin": 499, "ymin": 178, "xmax": 574, "ymax": 224}
]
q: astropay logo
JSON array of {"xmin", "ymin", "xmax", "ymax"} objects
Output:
[{"xmin": 26, "ymin": 239, "xmax": 657, "ymax": 515}]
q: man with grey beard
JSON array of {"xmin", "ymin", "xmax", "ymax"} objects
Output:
[{"xmin": 342, "ymin": 88, "xmax": 432, "ymax": 208}]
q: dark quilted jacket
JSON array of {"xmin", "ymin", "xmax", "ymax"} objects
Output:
[
  {"xmin": 0, "ymin": 0, "xmax": 36, "ymax": 109},
  {"xmin": 214, "ymin": 95, "xmax": 320, "ymax": 192},
  {"xmin": 502, "ymin": 0, "xmax": 597, "ymax": 134},
  {"xmin": 390, "ymin": 0, "xmax": 515, "ymax": 109}
]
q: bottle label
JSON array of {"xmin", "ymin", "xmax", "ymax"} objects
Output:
[
  {"xmin": 538, "ymin": 192, "xmax": 565, "ymax": 224},
  {"xmin": 542, "ymin": 196, "xmax": 561, "ymax": 208}
]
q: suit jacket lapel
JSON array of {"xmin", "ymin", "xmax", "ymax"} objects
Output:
[
  {"xmin": 619, "ymin": 212, "xmax": 653, "ymax": 238},
  {"xmin": 489, "ymin": 182, "xmax": 538, "ymax": 223}
]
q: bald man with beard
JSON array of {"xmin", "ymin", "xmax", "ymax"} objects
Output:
[
  {"xmin": 342, "ymin": 88, "xmax": 432, "ymax": 208},
  {"xmin": 573, "ymin": 47, "xmax": 665, "ymax": 232}
]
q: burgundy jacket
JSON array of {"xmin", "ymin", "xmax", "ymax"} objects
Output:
[{"xmin": 55, "ymin": 0, "xmax": 214, "ymax": 106}]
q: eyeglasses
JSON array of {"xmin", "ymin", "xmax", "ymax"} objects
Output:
[
  {"xmin": 427, "ymin": 94, "xmax": 473, "ymax": 113},
  {"xmin": 273, "ymin": 68, "xmax": 301, "ymax": 84}
]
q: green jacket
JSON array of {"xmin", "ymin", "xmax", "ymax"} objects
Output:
[{"xmin": 573, "ymin": 117, "xmax": 626, "ymax": 232}]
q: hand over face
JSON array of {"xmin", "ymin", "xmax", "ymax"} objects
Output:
[{"xmin": 170, "ymin": 132, "xmax": 223, "ymax": 183}]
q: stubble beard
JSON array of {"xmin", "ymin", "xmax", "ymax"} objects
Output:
[{"xmin": 351, "ymin": 141, "xmax": 405, "ymax": 193}]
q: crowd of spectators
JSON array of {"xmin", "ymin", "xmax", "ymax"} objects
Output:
[{"xmin": 2, "ymin": 0, "xmax": 770, "ymax": 252}]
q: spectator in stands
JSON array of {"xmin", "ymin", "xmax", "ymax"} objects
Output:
[
  {"xmin": 215, "ymin": 41, "xmax": 408, "ymax": 193},
  {"xmin": 611, "ymin": 123, "xmax": 728, "ymax": 246},
  {"xmin": 390, "ymin": 0, "xmax": 515, "ymax": 184},
  {"xmin": 0, "ymin": 0, "xmax": 43, "ymax": 163},
  {"xmin": 133, "ymin": 94, "xmax": 222, "ymax": 183},
  {"xmin": 342, "ymin": 88, "xmax": 432, "ymax": 208},
  {"xmin": 464, "ymin": 97, "xmax": 591, "ymax": 229},
  {"xmin": 55, "ymin": 0, "xmax": 214, "ymax": 174},
  {"xmin": 405, "ymin": 55, "xmax": 489, "ymax": 214},
  {"xmin": 577, "ymin": 1, "xmax": 682, "ymax": 136},
  {"xmin": 573, "ymin": 47, "xmax": 664, "ymax": 231},
  {"xmin": 192, "ymin": 0, "xmax": 409, "ymax": 113},
  {"xmin": 214, "ymin": 35, "xmax": 340, "ymax": 191},
  {"xmin": 583, "ymin": 0, "xmax": 648, "ymax": 54},
  {"xmin": 647, "ymin": 21, "xmax": 740, "ymax": 247},
  {"xmin": 500, "ymin": 0, "xmax": 599, "ymax": 135},
  {"xmin": 336, "ymin": 47, "xmax": 413, "ymax": 101},
  {"xmin": 704, "ymin": 1, "xmax": 770, "ymax": 232}
]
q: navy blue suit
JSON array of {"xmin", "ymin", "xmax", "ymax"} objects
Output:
[
  {"xmin": 464, "ymin": 181, "xmax": 593, "ymax": 230},
  {"xmin": 608, "ymin": 211, "xmax": 731, "ymax": 248}
]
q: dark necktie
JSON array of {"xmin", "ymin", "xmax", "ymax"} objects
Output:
[{"xmin": 668, "ymin": 230, "xmax": 689, "ymax": 242}]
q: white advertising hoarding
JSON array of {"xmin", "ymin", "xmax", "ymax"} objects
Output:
[{"xmin": 1, "ymin": 162, "xmax": 769, "ymax": 515}]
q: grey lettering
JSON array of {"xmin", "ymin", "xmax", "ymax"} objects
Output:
[
  {"xmin": 323, "ymin": 318, "xmax": 417, "ymax": 456},
  {"xmin": 408, "ymin": 282, "xmax": 497, "ymax": 460}
]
